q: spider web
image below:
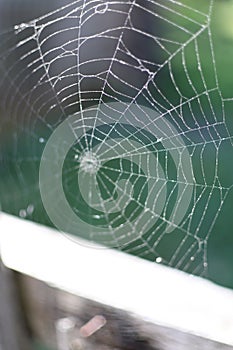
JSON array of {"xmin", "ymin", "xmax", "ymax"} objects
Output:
[{"xmin": 0, "ymin": 0, "xmax": 232, "ymax": 277}]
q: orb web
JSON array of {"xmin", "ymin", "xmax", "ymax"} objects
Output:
[{"xmin": 0, "ymin": 0, "xmax": 232, "ymax": 277}]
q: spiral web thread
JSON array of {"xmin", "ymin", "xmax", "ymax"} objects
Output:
[{"xmin": 0, "ymin": 0, "xmax": 232, "ymax": 276}]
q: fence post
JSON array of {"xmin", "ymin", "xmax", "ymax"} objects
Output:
[{"xmin": 0, "ymin": 260, "xmax": 29, "ymax": 350}]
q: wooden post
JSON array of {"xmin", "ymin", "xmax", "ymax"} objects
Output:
[{"xmin": 0, "ymin": 260, "xmax": 29, "ymax": 350}]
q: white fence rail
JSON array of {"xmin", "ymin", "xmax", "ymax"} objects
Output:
[{"xmin": 1, "ymin": 213, "xmax": 233, "ymax": 349}]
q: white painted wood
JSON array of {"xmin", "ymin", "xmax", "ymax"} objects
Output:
[{"xmin": 1, "ymin": 213, "xmax": 233, "ymax": 347}]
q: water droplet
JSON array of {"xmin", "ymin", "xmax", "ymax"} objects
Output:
[
  {"xmin": 27, "ymin": 204, "xmax": 34, "ymax": 215},
  {"xmin": 93, "ymin": 214, "xmax": 100, "ymax": 219},
  {"xmin": 95, "ymin": 3, "xmax": 108, "ymax": 14},
  {"xmin": 14, "ymin": 23, "xmax": 28, "ymax": 33},
  {"xmin": 19, "ymin": 209, "xmax": 27, "ymax": 218},
  {"xmin": 39, "ymin": 137, "xmax": 45, "ymax": 143},
  {"xmin": 156, "ymin": 257, "xmax": 162, "ymax": 263}
]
